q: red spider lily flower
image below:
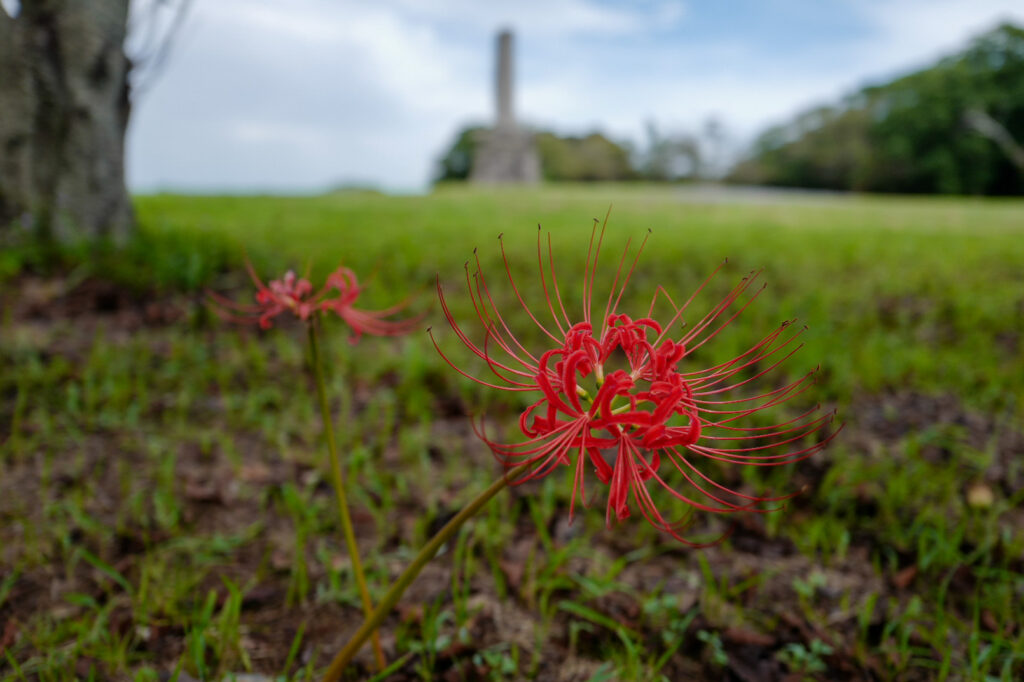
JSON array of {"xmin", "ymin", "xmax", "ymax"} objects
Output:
[
  {"xmin": 430, "ymin": 218, "xmax": 840, "ymax": 545},
  {"xmin": 208, "ymin": 262, "xmax": 321, "ymax": 329},
  {"xmin": 319, "ymin": 266, "xmax": 423, "ymax": 342},
  {"xmin": 210, "ymin": 261, "xmax": 420, "ymax": 340}
]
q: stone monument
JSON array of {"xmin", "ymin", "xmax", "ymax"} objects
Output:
[{"xmin": 471, "ymin": 30, "xmax": 541, "ymax": 184}]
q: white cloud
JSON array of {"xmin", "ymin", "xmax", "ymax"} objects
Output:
[
  {"xmin": 851, "ymin": 0, "xmax": 1024, "ymax": 77},
  {"xmin": 129, "ymin": 0, "xmax": 487, "ymax": 190}
]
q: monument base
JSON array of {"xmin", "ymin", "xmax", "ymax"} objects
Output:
[{"xmin": 471, "ymin": 127, "xmax": 541, "ymax": 184}]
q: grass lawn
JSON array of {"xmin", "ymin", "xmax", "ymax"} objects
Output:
[{"xmin": 1, "ymin": 184, "xmax": 1022, "ymax": 681}]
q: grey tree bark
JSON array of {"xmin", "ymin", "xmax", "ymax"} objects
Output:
[{"xmin": 0, "ymin": 0, "xmax": 133, "ymax": 243}]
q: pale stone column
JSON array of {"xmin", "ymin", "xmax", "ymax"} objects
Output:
[{"xmin": 496, "ymin": 30, "xmax": 514, "ymax": 129}]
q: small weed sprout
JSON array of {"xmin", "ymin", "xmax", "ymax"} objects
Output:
[
  {"xmin": 793, "ymin": 570, "xmax": 828, "ymax": 601},
  {"xmin": 776, "ymin": 639, "xmax": 835, "ymax": 674},
  {"xmin": 697, "ymin": 629, "xmax": 729, "ymax": 667}
]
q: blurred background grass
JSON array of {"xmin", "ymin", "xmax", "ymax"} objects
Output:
[{"xmin": 134, "ymin": 184, "xmax": 1024, "ymax": 412}]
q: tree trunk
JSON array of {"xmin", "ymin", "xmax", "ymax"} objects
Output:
[{"xmin": 0, "ymin": 0, "xmax": 133, "ymax": 244}]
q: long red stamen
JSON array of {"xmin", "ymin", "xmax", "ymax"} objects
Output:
[{"xmin": 435, "ymin": 223, "xmax": 840, "ymax": 545}]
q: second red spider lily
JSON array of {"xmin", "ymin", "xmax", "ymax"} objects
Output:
[
  {"xmin": 209, "ymin": 261, "xmax": 420, "ymax": 339},
  {"xmin": 319, "ymin": 266, "xmax": 423, "ymax": 342},
  {"xmin": 430, "ymin": 218, "xmax": 840, "ymax": 544}
]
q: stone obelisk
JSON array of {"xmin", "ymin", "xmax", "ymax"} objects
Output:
[
  {"xmin": 471, "ymin": 30, "xmax": 540, "ymax": 184},
  {"xmin": 496, "ymin": 31, "xmax": 514, "ymax": 129}
]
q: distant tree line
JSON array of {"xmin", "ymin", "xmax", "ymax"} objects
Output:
[
  {"xmin": 730, "ymin": 23, "xmax": 1024, "ymax": 195},
  {"xmin": 437, "ymin": 24, "xmax": 1023, "ymax": 195},
  {"xmin": 436, "ymin": 127, "xmax": 637, "ymax": 183},
  {"xmin": 435, "ymin": 120, "xmax": 723, "ymax": 183}
]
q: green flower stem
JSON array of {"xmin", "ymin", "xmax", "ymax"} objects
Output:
[
  {"xmin": 307, "ymin": 321, "xmax": 386, "ymax": 671},
  {"xmin": 320, "ymin": 463, "xmax": 529, "ymax": 681}
]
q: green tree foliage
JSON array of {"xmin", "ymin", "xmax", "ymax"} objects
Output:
[
  {"xmin": 730, "ymin": 23, "xmax": 1024, "ymax": 195},
  {"xmin": 436, "ymin": 126, "xmax": 486, "ymax": 182},
  {"xmin": 534, "ymin": 131, "xmax": 636, "ymax": 181},
  {"xmin": 435, "ymin": 128, "xmax": 635, "ymax": 182},
  {"xmin": 639, "ymin": 121, "xmax": 702, "ymax": 181}
]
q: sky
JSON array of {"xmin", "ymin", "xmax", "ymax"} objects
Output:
[{"xmin": 123, "ymin": 0, "xmax": 1024, "ymax": 193}]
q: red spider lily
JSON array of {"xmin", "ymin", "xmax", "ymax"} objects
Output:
[
  {"xmin": 210, "ymin": 261, "xmax": 420, "ymax": 340},
  {"xmin": 430, "ymin": 218, "xmax": 840, "ymax": 545},
  {"xmin": 319, "ymin": 266, "xmax": 423, "ymax": 342}
]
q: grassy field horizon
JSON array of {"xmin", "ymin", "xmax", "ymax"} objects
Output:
[{"xmin": 136, "ymin": 185, "xmax": 1024, "ymax": 412}]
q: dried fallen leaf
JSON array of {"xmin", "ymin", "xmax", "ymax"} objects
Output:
[
  {"xmin": 240, "ymin": 462, "xmax": 275, "ymax": 485},
  {"xmin": 184, "ymin": 479, "xmax": 223, "ymax": 503},
  {"xmin": 892, "ymin": 564, "xmax": 918, "ymax": 590},
  {"xmin": 966, "ymin": 482, "xmax": 994, "ymax": 509},
  {"xmin": 498, "ymin": 559, "xmax": 525, "ymax": 591},
  {"xmin": 0, "ymin": 619, "xmax": 16, "ymax": 656},
  {"xmin": 397, "ymin": 603, "xmax": 423, "ymax": 624},
  {"xmin": 981, "ymin": 609, "xmax": 1001, "ymax": 633},
  {"xmin": 722, "ymin": 626, "xmax": 776, "ymax": 647},
  {"xmin": 270, "ymin": 549, "xmax": 292, "ymax": 571}
]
